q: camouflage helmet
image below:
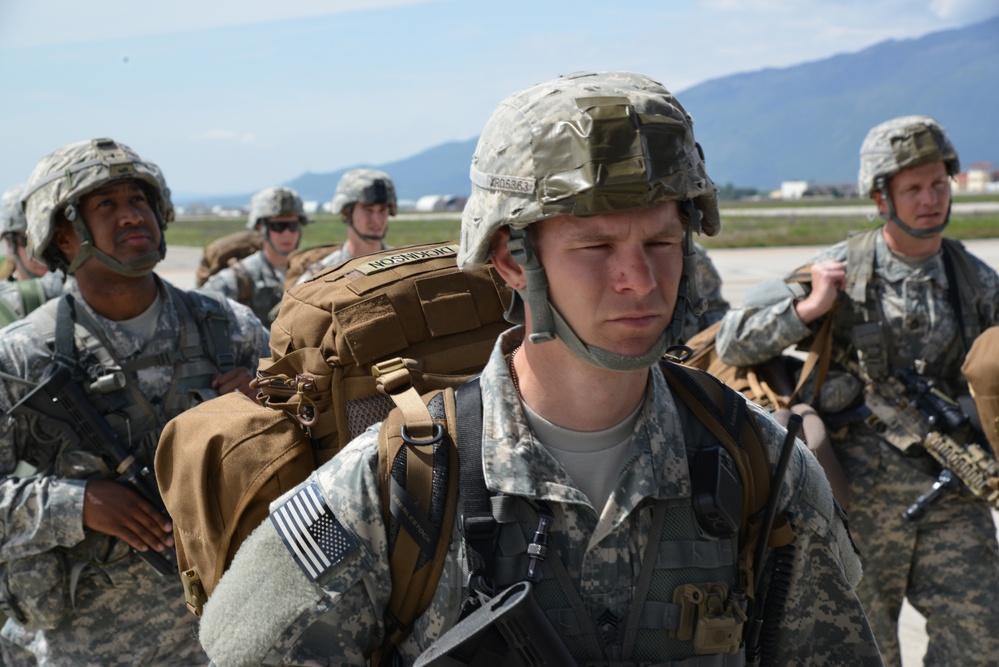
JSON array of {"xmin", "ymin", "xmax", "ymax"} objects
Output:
[
  {"xmin": 858, "ymin": 115, "xmax": 959, "ymax": 198},
  {"xmin": 330, "ymin": 169, "xmax": 397, "ymax": 217},
  {"xmin": 22, "ymin": 138, "xmax": 174, "ymax": 274},
  {"xmin": 459, "ymin": 71, "xmax": 720, "ymax": 372},
  {"xmin": 245, "ymin": 186, "xmax": 308, "ymax": 230},
  {"xmin": 0, "ymin": 184, "xmax": 28, "ymax": 238},
  {"xmin": 458, "ymin": 70, "xmax": 720, "ymax": 270}
]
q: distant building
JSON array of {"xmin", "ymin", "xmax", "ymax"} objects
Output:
[
  {"xmin": 415, "ymin": 194, "xmax": 464, "ymax": 212},
  {"xmin": 779, "ymin": 181, "xmax": 809, "ymax": 200},
  {"xmin": 210, "ymin": 205, "xmax": 246, "ymax": 218},
  {"xmin": 953, "ymin": 162, "xmax": 997, "ymax": 193}
]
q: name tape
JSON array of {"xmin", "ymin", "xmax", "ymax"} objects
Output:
[{"xmin": 354, "ymin": 244, "xmax": 459, "ymax": 276}]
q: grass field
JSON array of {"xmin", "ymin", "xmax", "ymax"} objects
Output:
[{"xmin": 166, "ymin": 197, "xmax": 999, "ymax": 251}]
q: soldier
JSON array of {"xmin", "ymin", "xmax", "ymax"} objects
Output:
[
  {"xmin": 0, "ymin": 184, "xmax": 67, "ymax": 326},
  {"xmin": 199, "ymin": 71, "xmax": 880, "ymax": 666},
  {"xmin": 294, "ymin": 168, "xmax": 395, "ymax": 284},
  {"xmin": 199, "ymin": 186, "xmax": 308, "ymax": 324},
  {"xmin": 0, "ymin": 138, "xmax": 270, "ymax": 666},
  {"xmin": 717, "ymin": 116, "xmax": 999, "ymax": 665}
]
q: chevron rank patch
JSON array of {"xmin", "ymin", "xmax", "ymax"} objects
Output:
[{"xmin": 270, "ymin": 481, "xmax": 358, "ymax": 581}]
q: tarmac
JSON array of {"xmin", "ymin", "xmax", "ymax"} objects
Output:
[{"xmin": 112, "ymin": 237, "xmax": 999, "ymax": 665}]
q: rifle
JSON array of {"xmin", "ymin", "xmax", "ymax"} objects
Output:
[
  {"xmin": 414, "ymin": 580, "xmax": 576, "ymax": 667},
  {"xmin": 850, "ymin": 363, "xmax": 999, "ymax": 520},
  {"xmin": 4, "ymin": 363, "xmax": 177, "ymax": 575}
]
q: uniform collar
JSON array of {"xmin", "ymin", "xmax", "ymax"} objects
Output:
[{"xmin": 479, "ymin": 328, "xmax": 692, "ymax": 516}]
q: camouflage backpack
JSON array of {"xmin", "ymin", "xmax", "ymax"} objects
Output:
[{"xmin": 193, "ymin": 229, "xmax": 262, "ymax": 297}]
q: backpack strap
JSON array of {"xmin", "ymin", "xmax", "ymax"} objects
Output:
[
  {"xmin": 0, "ymin": 297, "xmax": 17, "ymax": 327},
  {"xmin": 229, "ymin": 259, "xmax": 255, "ymax": 306},
  {"xmin": 373, "ymin": 384, "xmax": 459, "ymax": 664},
  {"xmin": 453, "ymin": 378, "xmax": 498, "ymax": 598},
  {"xmin": 16, "ymin": 278, "xmax": 46, "ymax": 317},
  {"xmin": 940, "ymin": 237, "xmax": 983, "ymax": 354},
  {"xmin": 171, "ymin": 286, "xmax": 236, "ymax": 373},
  {"xmin": 846, "ymin": 228, "xmax": 890, "ymax": 381},
  {"xmin": 658, "ymin": 361, "xmax": 792, "ymax": 601}
]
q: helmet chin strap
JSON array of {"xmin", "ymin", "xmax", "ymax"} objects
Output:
[
  {"xmin": 12, "ymin": 244, "xmax": 47, "ymax": 279},
  {"xmin": 507, "ymin": 225, "xmax": 693, "ymax": 373},
  {"xmin": 262, "ymin": 228, "xmax": 299, "ymax": 258},
  {"xmin": 344, "ymin": 207, "xmax": 386, "ymax": 243},
  {"xmin": 63, "ymin": 208, "xmax": 163, "ymax": 277}
]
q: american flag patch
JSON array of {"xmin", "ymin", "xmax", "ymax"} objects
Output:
[{"xmin": 270, "ymin": 481, "xmax": 358, "ymax": 581}]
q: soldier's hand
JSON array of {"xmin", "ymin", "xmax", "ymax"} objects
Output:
[
  {"xmin": 212, "ymin": 366, "xmax": 255, "ymax": 398},
  {"xmin": 83, "ymin": 479, "xmax": 173, "ymax": 553},
  {"xmin": 795, "ymin": 259, "xmax": 846, "ymax": 324}
]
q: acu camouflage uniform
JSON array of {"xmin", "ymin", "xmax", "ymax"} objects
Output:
[
  {"xmin": 199, "ymin": 250, "xmax": 288, "ymax": 324},
  {"xmin": 683, "ymin": 242, "xmax": 728, "ymax": 343},
  {"xmin": 0, "ymin": 277, "xmax": 270, "ymax": 667},
  {"xmin": 200, "ymin": 327, "xmax": 880, "ymax": 667},
  {"xmin": 716, "ymin": 230, "xmax": 999, "ymax": 666}
]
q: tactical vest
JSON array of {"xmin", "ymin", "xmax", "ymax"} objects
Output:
[
  {"xmin": 453, "ymin": 373, "xmax": 754, "ymax": 666},
  {"xmin": 232, "ymin": 252, "xmax": 285, "ymax": 324},
  {"xmin": 841, "ymin": 228, "xmax": 983, "ymax": 383},
  {"xmin": 28, "ymin": 283, "xmax": 235, "ymax": 491}
]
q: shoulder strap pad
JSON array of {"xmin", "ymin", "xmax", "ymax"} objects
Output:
[
  {"xmin": 659, "ymin": 361, "xmax": 787, "ymax": 599},
  {"xmin": 941, "ymin": 238, "xmax": 983, "ymax": 349},
  {"xmin": 374, "ymin": 386, "xmax": 459, "ymax": 659},
  {"xmin": 845, "ymin": 227, "xmax": 880, "ymax": 303},
  {"xmin": 17, "ymin": 278, "xmax": 46, "ymax": 316},
  {"xmin": 0, "ymin": 296, "xmax": 16, "ymax": 327},
  {"xmin": 171, "ymin": 285, "xmax": 236, "ymax": 372}
]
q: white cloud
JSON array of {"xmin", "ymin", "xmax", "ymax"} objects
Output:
[{"xmin": 930, "ymin": 0, "xmax": 999, "ymax": 21}]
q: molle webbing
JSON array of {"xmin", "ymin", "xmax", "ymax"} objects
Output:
[
  {"xmin": 846, "ymin": 229, "xmax": 983, "ymax": 379},
  {"xmin": 262, "ymin": 241, "xmax": 512, "ymax": 455},
  {"xmin": 455, "ymin": 364, "xmax": 776, "ymax": 664}
]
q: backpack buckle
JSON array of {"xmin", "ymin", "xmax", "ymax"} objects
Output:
[{"xmin": 372, "ymin": 357, "xmax": 414, "ymax": 394}]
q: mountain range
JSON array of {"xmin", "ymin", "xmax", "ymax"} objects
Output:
[{"xmin": 178, "ymin": 14, "xmax": 999, "ymax": 208}]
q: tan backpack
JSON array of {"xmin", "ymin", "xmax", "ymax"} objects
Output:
[
  {"xmin": 963, "ymin": 325, "xmax": 999, "ymax": 452},
  {"xmin": 156, "ymin": 241, "xmax": 512, "ymax": 620},
  {"xmin": 194, "ymin": 229, "xmax": 262, "ymax": 300}
]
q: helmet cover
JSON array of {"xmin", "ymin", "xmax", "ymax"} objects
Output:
[
  {"xmin": 858, "ymin": 115, "xmax": 959, "ymax": 198},
  {"xmin": 458, "ymin": 70, "xmax": 719, "ymax": 270},
  {"xmin": 331, "ymin": 169, "xmax": 397, "ymax": 216},
  {"xmin": 246, "ymin": 186, "xmax": 308, "ymax": 230},
  {"xmin": 22, "ymin": 138, "xmax": 173, "ymax": 269},
  {"xmin": 0, "ymin": 184, "xmax": 28, "ymax": 237}
]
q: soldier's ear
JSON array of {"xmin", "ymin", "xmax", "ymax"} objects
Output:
[
  {"xmin": 871, "ymin": 190, "xmax": 889, "ymax": 215},
  {"xmin": 489, "ymin": 227, "xmax": 526, "ymax": 291},
  {"xmin": 52, "ymin": 221, "xmax": 76, "ymax": 255}
]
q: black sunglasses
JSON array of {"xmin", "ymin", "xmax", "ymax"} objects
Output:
[{"xmin": 267, "ymin": 221, "xmax": 301, "ymax": 234}]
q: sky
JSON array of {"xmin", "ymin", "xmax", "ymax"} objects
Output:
[{"xmin": 1, "ymin": 0, "xmax": 997, "ymax": 199}]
